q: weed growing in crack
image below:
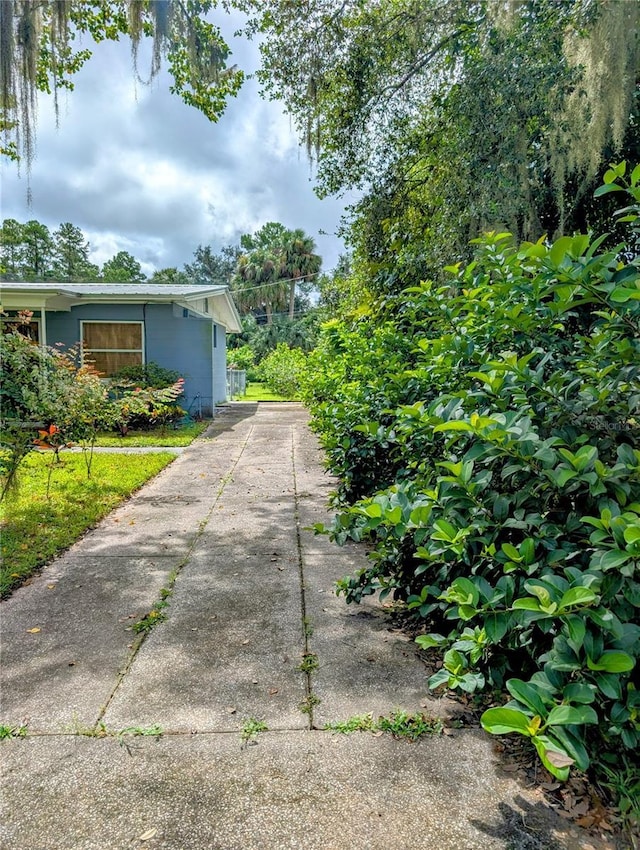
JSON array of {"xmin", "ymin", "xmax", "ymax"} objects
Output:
[
  {"xmin": 132, "ymin": 607, "xmax": 168, "ymax": 633},
  {"xmin": 0, "ymin": 723, "xmax": 28, "ymax": 739},
  {"xmin": 68, "ymin": 718, "xmax": 109, "ymax": 738},
  {"xmin": 324, "ymin": 710, "xmax": 443, "ymax": 741},
  {"xmin": 132, "ymin": 585, "xmax": 174, "ymax": 634},
  {"xmin": 323, "ymin": 714, "xmax": 377, "ymax": 734},
  {"xmin": 117, "ymin": 724, "xmax": 164, "ymax": 754},
  {"xmin": 303, "ymin": 617, "xmax": 314, "ymax": 638},
  {"xmin": 296, "ymin": 652, "xmax": 319, "ymax": 674},
  {"xmin": 240, "ymin": 717, "xmax": 268, "ymax": 748},
  {"xmin": 299, "ymin": 694, "xmax": 321, "ymax": 716},
  {"xmin": 376, "ymin": 710, "xmax": 443, "ymax": 740},
  {"xmin": 118, "ymin": 724, "xmax": 164, "ymax": 740}
]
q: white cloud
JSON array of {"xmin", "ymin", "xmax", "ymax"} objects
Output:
[{"xmin": 2, "ymin": 12, "xmax": 351, "ymax": 276}]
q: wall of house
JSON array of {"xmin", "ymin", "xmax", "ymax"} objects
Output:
[
  {"xmin": 45, "ymin": 302, "xmax": 227, "ymax": 417},
  {"xmin": 212, "ymin": 322, "xmax": 228, "ymax": 405}
]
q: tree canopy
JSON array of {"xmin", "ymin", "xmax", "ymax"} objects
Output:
[
  {"xmin": 240, "ymin": 0, "xmax": 639, "ymax": 286},
  {"xmin": 0, "ymin": 0, "xmax": 244, "ymax": 168},
  {"xmin": 101, "ymin": 250, "xmax": 144, "ymax": 282},
  {"xmin": 232, "ymin": 222, "xmax": 321, "ymax": 324}
]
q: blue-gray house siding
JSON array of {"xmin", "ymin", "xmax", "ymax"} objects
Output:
[{"xmin": 45, "ymin": 303, "xmax": 227, "ymax": 416}]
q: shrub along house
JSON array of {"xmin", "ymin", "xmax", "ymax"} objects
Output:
[{"xmin": 0, "ymin": 282, "xmax": 242, "ymax": 417}]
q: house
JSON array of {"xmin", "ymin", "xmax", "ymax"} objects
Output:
[{"xmin": 0, "ymin": 282, "xmax": 242, "ymax": 417}]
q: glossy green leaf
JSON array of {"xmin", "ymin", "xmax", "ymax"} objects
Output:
[
  {"xmin": 481, "ymin": 707, "xmax": 533, "ymax": 736},
  {"xmin": 506, "ymin": 679, "xmax": 547, "ymax": 715},
  {"xmin": 433, "ymin": 420, "xmax": 474, "ymax": 433},
  {"xmin": 562, "ymin": 683, "xmax": 596, "ymax": 704},
  {"xmin": 559, "ymin": 587, "xmax": 597, "ymax": 610},
  {"xmin": 588, "ymin": 651, "xmax": 635, "ymax": 673},
  {"xmin": 546, "ymin": 704, "xmax": 598, "ymax": 726}
]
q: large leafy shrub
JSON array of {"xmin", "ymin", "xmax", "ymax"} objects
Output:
[
  {"xmin": 304, "ymin": 164, "xmax": 640, "ymax": 791},
  {"xmin": 260, "ymin": 343, "xmax": 307, "ymax": 398}
]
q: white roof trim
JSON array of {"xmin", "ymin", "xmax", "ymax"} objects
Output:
[{"xmin": 1, "ymin": 282, "xmax": 242, "ymax": 332}]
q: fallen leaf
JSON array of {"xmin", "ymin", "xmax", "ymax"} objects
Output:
[
  {"xmin": 268, "ymin": 688, "xmax": 279, "ymax": 696},
  {"xmin": 138, "ymin": 828, "xmax": 157, "ymax": 841},
  {"xmin": 547, "ymin": 750, "xmax": 575, "ymax": 769},
  {"xmin": 26, "ymin": 627, "xmax": 41, "ymax": 634},
  {"xmin": 47, "ymin": 584, "xmax": 56, "ymax": 590},
  {"xmin": 571, "ymin": 800, "xmax": 590, "ymax": 817}
]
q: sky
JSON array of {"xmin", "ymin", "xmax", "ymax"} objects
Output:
[{"xmin": 0, "ymin": 9, "xmax": 351, "ymax": 279}]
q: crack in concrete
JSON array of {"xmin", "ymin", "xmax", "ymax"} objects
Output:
[
  {"xmin": 7, "ymin": 726, "xmax": 322, "ymax": 740},
  {"xmin": 291, "ymin": 426, "xmax": 318, "ymax": 730}
]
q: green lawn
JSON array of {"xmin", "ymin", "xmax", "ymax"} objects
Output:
[
  {"xmin": 94, "ymin": 420, "xmax": 209, "ymax": 447},
  {"xmin": 0, "ymin": 451, "xmax": 175, "ymax": 598},
  {"xmin": 240, "ymin": 382, "xmax": 298, "ymax": 402}
]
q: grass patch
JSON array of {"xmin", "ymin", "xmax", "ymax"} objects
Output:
[
  {"xmin": 0, "ymin": 451, "xmax": 175, "ymax": 598},
  {"xmin": 240, "ymin": 382, "xmax": 298, "ymax": 402},
  {"xmin": 94, "ymin": 420, "xmax": 209, "ymax": 447}
]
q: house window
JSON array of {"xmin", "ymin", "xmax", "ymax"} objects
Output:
[
  {"xmin": 81, "ymin": 321, "xmax": 144, "ymax": 377},
  {"xmin": 1, "ymin": 314, "xmax": 40, "ymax": 342}
]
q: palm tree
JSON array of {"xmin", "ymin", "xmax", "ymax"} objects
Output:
[
  {"xmin": 232, "ymin": 247, "xmax": 286, "ymax": 325},
  {"xmin": 233, "ymin": 223, "xmax": 322, "ymax": 323},
  {"xmin": 281, "ymin": 229, "xmax": 322, "ymax": 319}
]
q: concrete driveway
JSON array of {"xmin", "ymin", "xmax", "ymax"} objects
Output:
[{"xmin": 0, "ymin": 404, "xmax": 618, "ymax": 850}]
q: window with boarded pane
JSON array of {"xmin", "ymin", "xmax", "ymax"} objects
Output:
[{"xmin": 81, "ymin": 321, "xmax": 144, "ymax": 377}]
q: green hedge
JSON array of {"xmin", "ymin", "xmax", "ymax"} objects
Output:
[{"xmin": 302, "ymin": 165, "xmax": 640, "ymax": 800}]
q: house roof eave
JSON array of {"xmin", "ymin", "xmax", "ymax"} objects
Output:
[{"xmin": 1, "ymin": 282, "xmax": 242, "ymax": 331}]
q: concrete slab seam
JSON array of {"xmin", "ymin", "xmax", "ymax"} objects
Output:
[
  {"xmin": 291, "ymin": 426, "xmax": 319, "ymax": 731},
  {"xmin": 91, "ymin": 424, "xmax": 256, "ymax": 732}
]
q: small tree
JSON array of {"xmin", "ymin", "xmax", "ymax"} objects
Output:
[{"xmin": 0, "ymin": 319, "xmax": 115, "ymax": 494}]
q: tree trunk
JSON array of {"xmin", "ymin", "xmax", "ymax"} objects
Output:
[
  {"xmin": 288, "ymin": 280, "xmax": 296, "ymax": 320},
  {"xmin": 266, "ymin": 301, "xmax": 273, "ymax": 325}
]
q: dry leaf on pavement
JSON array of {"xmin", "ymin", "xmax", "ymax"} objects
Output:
[{"xmin": 138, "ymin": 828, "xmax": 157, "ymax": 841}]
